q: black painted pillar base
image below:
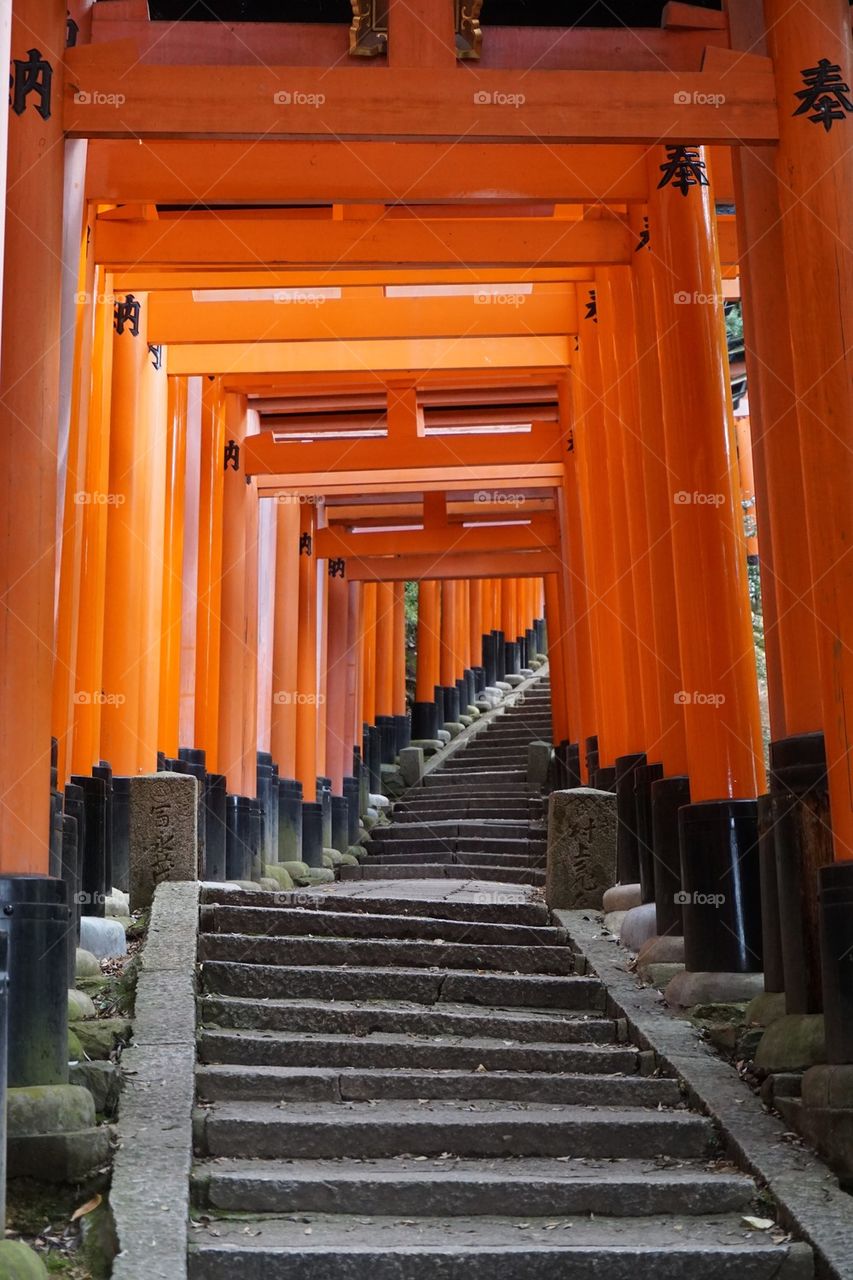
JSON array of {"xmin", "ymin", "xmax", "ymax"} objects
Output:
[
  {"xmin": 277, "ymin": 778, "xmax": 303, "ymax": 863},
  {"xmin": 481, "ymin": 634, "xmax": 497, "ymax": 687},
  {"xmin": 393, "ymin": 713, "xmax": 411, "ymax": 754},
  {"xmin": 818, "ymin": 861, "xmax": 853, "ymax": 1064},
  {"xmin": 651, "ymin": 775, "xmax": 690, "ymax": 938},
  {"xmin": 584, "ymin": 736, "xmax": 599, "ymax": 786},
  {"xmin": 111, "ymin": 776, "xmax": 131, "ymax": 892},
  {"xmin": 411, "ymin": 700, "xmax": 440, "ymax": 741},
  {"xmin": 635, "ymin": 761, "xmax": 664, "ymax": 905},
  {"xmin": 757, "ymin": 793, "xmax": 785, "ymax": 995},
  {"xmin": 331, "ymin": 795, "xmax": 349, "ymax": 854},
  {"xmin": 69, "ymin": 773, "xmax": 108, "ymax": 917},
  {"xmin": 504, "ymin": 641, "xmax": 520, "ymax": 676},
  {"xmin": 437, "ymin": 685, "xmax": 460, "ymax": 725},
  {"xmin": 225, "ymin": 796, "xmax": 252, "ymax": 881},
  {"xmin": 679, "ymin": 799, "xmax": 762, "ymax": 973},
  {"xmin": 365, "ymin": 724, "xmax": 382, "ymax": 792},
  {"xmin": 615, "ymin": 753, "xmax": 646, "ymax": 886},
  {"xmin": 463, "ymin": 669, "xmax": 476, "ymax": 708},
  {"xmin": 534, "ymin": 617, "xmax": 547, "ymax": 653},
  {"xmin": 470, "ymin": 666, "xmax": 486, "ymax": 697},
  {"xmin": 492, "ymin": 629, "xmax": 507, "ymax": 681},
  {"xmin": 375, "ymin": 716, "xmax": 397, "ymax": 764},
  {"xmin": 770, "ymin": 731, "xmax": 831, "ymax": 1014},
  {"xmin": 593, "ymin": 765, "xmax": 616, "ymax": 793},
  {"xmin": 316, "ymin": 777, "xmax": 333, "ymax": 847},
  {"xmin": 551, "ymin": 741, "xmax": 581, "ymax": 790},
  {"xmin": 0, "ymin": 876, "xmax": 70, "ymax": 1087},
  {"xmin": 203, "ymin": 773, "xmax": 228, "ymax": 880},
  {"xmin": 301, "ymin": 801, "xmax": 324, "ymax": 868},
  {"xmin": 342, "ymin": 776, "xmax": 360, "ymax": 845}
]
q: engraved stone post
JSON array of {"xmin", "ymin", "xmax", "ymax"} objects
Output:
[{"xmin": 129, "ymin": 773, "xmax": 199, "ymax": 912}]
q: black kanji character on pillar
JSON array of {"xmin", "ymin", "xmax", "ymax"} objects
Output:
[
  {"xmin": 114, "ymin": 294, "xmax": 141, "ymax": 337},
  {"xmin": 66, "ymin": 12, "xmax": 79, "ymax": 47},
  {"xmin": 584, "ymin": 289, "xmax": 597, "ymax": 323},
  {"xmin": 223, "ymin": 439, "xmax": 240, "ymax": 471},
  {"xmin": 657, "ymin": 145, "xmax": 708, "ymax": 197},
  {"xmin": 635, "ymin": 216, "xmax": 650, "ymax": 252},
  {"xmin": 299, "ymin": 532, "xmax": 313, "ymax": 556},
  {"xmin": 11, "ymin": 48, "xmax": 53, "ymax": 120},
  {"xmin": 328, "ymin": 558, "xmax": 345, "ymax": 579},
  {"xmin": 148, "ymin": 344, "xmax": 162, "ymax": 371},
  {"xmin": 793, "ymin": 58, "xmax": 853, "ymax": 132}
]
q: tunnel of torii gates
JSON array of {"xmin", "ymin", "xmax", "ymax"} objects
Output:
[{"xmin": 0, "ymin": 0, "xmax": 852, "ymax": 1086}]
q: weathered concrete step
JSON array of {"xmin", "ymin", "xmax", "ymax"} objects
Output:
[
  {"xmin": 199, "ymin": 932, "xmax": 573, "ymax": 974},
  {"xmin": 362, "ymin": 852, "xmax": 544, "ymax": 870},
  {"xmin": 188, "ymin": 1217, "xmax": 812, "ymax": 1280},
  {"xmin": 340, "ymin": 864, "xmax": 546, "ymax": 885},
  {"xmin": 364, "ymin": 838, "xmax": 546, "ymax": 857},
  {"xmin": 198, "ymin": 996, "xmax": 612, "ymax": 1042},
  {"xmin": 371, "ymin": 821, "xmax": 535, "ymax": 840},
  {"xmin": 202, "ymin": 905, "xmax": 565, "ymax": 947},
  {"xmin": 196, "ymin": 1100, "xmax": 715, "ymax": 1160},
  {"xmin": 400, "ymin": 791, "xmax": 542, "ymax": 805},
  {"xmin": 442, "ymin": 752, "xmax": 531, "ymax": 765},
  {"xmin": 194, "ymin": 1066, "xmax": 673, "ymax": 1107},
  {"xmin": 192, "ymin": 1155, "xmax": 753, "ymax": 1218},
  {"xmin": 392, "ymin": 805, "xmax": 538, "ymax": 820},
  {"xmin": 201, "ymin": 963, "xmax": 602, "ymax": 1010},
  {"xmin": 198, "ymin": 1031, "xmax": 633, "ymax": 1074},
  {"xmin": 425, "ymin": 770, "xmax": 526, "ymax": 787},
  {"xmin": 199, "ymin": 886, "xmax": 549, "ymax": 926}
]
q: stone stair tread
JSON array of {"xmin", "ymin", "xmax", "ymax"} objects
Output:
[
  {"xmin": 200, "ymin": 932, "xmax": 575, "ymax": 973},
  {"xmin": 198, "ymin": 1100, "xmax": 713, "ymax": 1159},
  {"xmin": 339, "ymin": 865, "xmax": 546, "ymax": 884},
  {"xmin": 193, "ymin": 1156, "xmax": 755, "ymax": 1216},
  {"xmin": 199, "ymin": 1026, "xmax": 621, "ymax": 1054},
  {"xmin": 204, "ymin": 905, "xmax": 565, "ymax": 945},
  {"xmin": 201, "ymin": 962, "xmax": 606, "ymax": 1009},
  {"xmin": 194, "ymin": 1065, "xmax": 679, "ymax": 1106},
  {"xmin": 198, "ymin": 995, "xmax": 613, "ymax": 1040},
  {"xmin": 187, "ymin": 1211, "xmax": 809, "ymax": 1279}
]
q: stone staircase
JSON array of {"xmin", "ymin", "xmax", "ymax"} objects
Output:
[
  {"xmin": 344, "ymin": 680, "xmax": 554, "ymax": 886},
  {"xmin": 187, "ymin": 685, "xmax": 813, "ymax": 1279}
]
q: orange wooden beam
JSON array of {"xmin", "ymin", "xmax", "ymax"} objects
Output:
[
  {"xmin": 93, "ymin": 215, "xmax": 632, "ymax": 270},
  {"xmin": 246, "ymin": 424, "xmax": 563, "ymax": 477},
  {"xmin": 147, "ymin": 289, "xmax": 578, "ymax": 345},
  {"xmin": 65, "ymin": 55, "xmax": 777, "ymax": 143},
  {"xmin": 315, "ymin": 518, "xmax": 560, "ymax": 561},
  {"xmin": 348, "ymin": 550, "xmax": 563, "ymax": 582}
]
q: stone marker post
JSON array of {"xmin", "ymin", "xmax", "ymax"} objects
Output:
[{"xmin": 129, "ymin": 773, "xmax": 199, "ymax": 912}]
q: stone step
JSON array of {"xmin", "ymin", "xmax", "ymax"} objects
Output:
[
  {"xmin": 365, "ymin": 838, "xmax": 546, "ymax": 856},
  {"xmin": 192, "ymin": 1155, "xmax": 753, "ymax": 1218},
  {"xmin": 371, "ymin": 821, "xmax": 535, "ymax": 840},
  {"xmin": 195, "ymin": 1100, "xmax": 714, "ymax": 1161},
  {"xmin": 339, "ymin": 864, "xmax": 546, "ymax": 885},
  {"xmin": 198, "ymin": 996, "xmax": 612, "ymax": 1042},
  {"xmin": 202, "ymin": 905, "xmax": 566, "ymax": 947},
  {"xmin": 199, "ymin": 886, "xmax": 550, "ymax": 926},
  {"xmin": 194, "ymin": 1066, "xmax": 674, "ymax": 1107},
  {"xmin": 362, "ymin": 852, "xmax": 544, "ymax": 869},
  {"xmin": 424, "ymin": 770, "xmax": 527, "ymax": 788},
  {"xmin": 188, "ymin": 1215, "xmax": 812, "ymax": 1280},
  {"xmin": 197, "ymin": 1031, "xmax": 633, "ymax": 1075},
  {"xmin": 199, "ymin": 932, "xmax": 575, "ymax": 975},
  {"xmin": 200, "ymin": 963, "xmax": 602, "ymax": 1010},
  {"xmin": 392, "ymin": 809, "xmax": 540, "ymax": 824}
]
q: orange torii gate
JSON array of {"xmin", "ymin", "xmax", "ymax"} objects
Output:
[{"xmin": 2, "ymin": 0, "xmax": 853, "ymax": 1092}]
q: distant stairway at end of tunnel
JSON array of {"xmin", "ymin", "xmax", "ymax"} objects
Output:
[{"xmin": 347, "ymin": 678, "xmax": 554, "ymax": 887}]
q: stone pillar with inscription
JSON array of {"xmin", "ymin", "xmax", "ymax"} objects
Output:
[{"xmin": 129, "ymin": 773, "xmax": 199, "ymax": 912}]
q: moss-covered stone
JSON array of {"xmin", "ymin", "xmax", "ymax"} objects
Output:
[
  {"xmin": 67, "ymin": 1030, "xmax": 82, "ymax": 1062},
  {"xmin": 263, "ymin": 864, "xmax": 295, "ymax": 890},
  {"xmin": 73, "ymin": 1018, "xmax": 132, "ymax": 1062},
  {"xmin": 7, "ymin": 1086, "xmax": 95, "ymax": 1138},
  {"xmin": 80, "ymin": 1204, "xmax": 118, "ymax": 1279},
  {"xmin": 755, "ymin": 1014, "xmax": 827, "ymax": 1072},
  {"xmin": 339, "ymin": 852, "xmax": 359, "ymax": 867},
  {"xmin": 67, "ymin": 990, "xmax": 96, "ymax": 1023},
  {"xmin": 75, "ymin": 950, "xmax": 100, "ymax": 979},
  {"xmin": 0, "ymin": 1241, "xmax": 48, "ymax": 1279},
  {"xmin": 279, "ymin": 860, "xmax": 310, "ymax": 884}
]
